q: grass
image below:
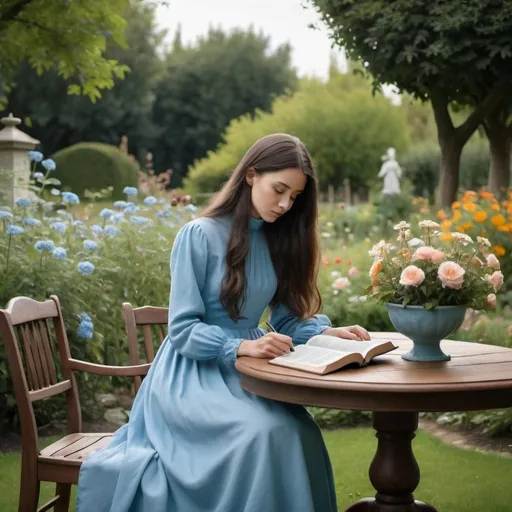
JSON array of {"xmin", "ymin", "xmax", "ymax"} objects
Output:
[{"xmin": 1, "ymin": 428, "xmax": 511, "ymax": 511}]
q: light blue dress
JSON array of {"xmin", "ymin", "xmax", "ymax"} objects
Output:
[{"xmin": 76, "ymin": 215, "xmax": 338, "ymax": 512}]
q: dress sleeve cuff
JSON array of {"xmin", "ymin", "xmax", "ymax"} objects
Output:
[{"xmin": 218, "ymin": 337, "xmax": 244, "ymax": 364}]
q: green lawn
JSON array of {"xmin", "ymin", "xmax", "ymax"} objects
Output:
[{"xmin": 0, "ymin": 428, "xmax": 511, "ymax": 512}]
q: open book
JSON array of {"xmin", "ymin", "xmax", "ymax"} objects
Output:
[{"xmin": 268, "ymin": 335, "xmax": 397, "ymax": 375}]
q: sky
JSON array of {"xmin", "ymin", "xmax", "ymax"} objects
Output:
[{"xmin": 154, "ymin": 0, "xmax": 347, "ymax": 80}]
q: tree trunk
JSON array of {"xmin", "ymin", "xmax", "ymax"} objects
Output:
[
  {"xmin": 484, "ymin": 109, "xmax": 511, "ymax": 197},
  {"xmin": 437, "ymin": 137, "xmax": 463, "ymax": 208},
  {"xmin": 430, "ymin": 85, "xmax": 507, "ymax": 208}
]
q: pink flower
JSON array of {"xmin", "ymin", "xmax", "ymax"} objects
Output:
[
  {"xmin": 486, "ymin": 254, "xmax": 500, "ymax": 270},
  {"xmin": 399, "ymin": 265, "xmax": 425, "ymax": 287},
  {"xmin": 487, "ymin": 293, "xmax": 497, "ymax": 308},
  {"xmin": 438, "ymin": 261, "xmax": 465, "ymax": 289},
  {"xmin": 412, "ymin": 246, "xmax": 445, "ymax": 263},
  {"xmin": 487, "ymin": 271, "xmax": 504, "ymax": 292},
  {"xmin": 348, "ymin": 266, "xmax": 359, "ymax": 277},
  {"xmin": 332, "ymin": 277, "xmax": 350, "ymax": 290}
]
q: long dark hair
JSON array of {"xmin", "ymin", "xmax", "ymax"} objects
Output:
[{"xmin": 203, "ymin": 133, "xmax": 322, "ymax": 322}]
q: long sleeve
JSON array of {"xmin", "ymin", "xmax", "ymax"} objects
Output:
[
  {"xmin": 269, "ymin": 304, "xmax": 332, "ymax": 345},
  {"xmin": 168, "ymin": 222, "xmax": 243, "ymax": 364}
]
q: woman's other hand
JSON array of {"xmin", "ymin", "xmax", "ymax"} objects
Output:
[{"xmin": 322, "ymin": 325, "xmax": 371, "ymax": 341}]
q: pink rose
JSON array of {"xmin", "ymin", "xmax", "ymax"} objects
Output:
[
  {"xmin": 348, "ymin": 266, "xmax": 359, "ymax": 277},
  {"xmin": 487, "ymin": 271, "xmax": 504, "ymax": 292},
  {"xmin": 399, "ymin": 265, "xmax": 425, "ymax": 287},
  {"xmin": 486, "ymin": 254, "xmax": 501, "ymax": 270},
  {"xmin": 487, "ymin": 293, "xmax": 497, "ymax": 308},
  {"xmin": 332, "ymin": 277, "xmax": 350, "ymax": 290},
  {"xmin": 438, "ymin": 261, "xmax": 465, "ymax": 289},
  {"xmin": 412, "ymin": 246, "xmax": 445, "ymax": 263}
]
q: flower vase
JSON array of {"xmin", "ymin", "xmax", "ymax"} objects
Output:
[{"xmin": 386, "ymin": 303, "xmax": 468, "ymax": 362}]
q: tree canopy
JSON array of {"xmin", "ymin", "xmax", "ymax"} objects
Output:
[
  {"xmin": 4, "ymin": 2, "xmax": 165, "ymax": 162},
  {"xmin": 185, "ymin": 70, "xmax": 410, "ymax": 196},
  {"xmin": 310, "ymin": 0, "xmax": 512, "ymax": 205},
  {"xmin": 151, "ymin": 28, "xmax": 298, "ymax": 184},
  {"xmin": 0, "ymin": 0, "xmax": 137, "ymax": 105}
]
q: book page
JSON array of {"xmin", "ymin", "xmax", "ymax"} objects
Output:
[
  {"xmin": 270, "ymin": 344, "xmax": 347, "ymax": 367},
  {"xmin": 307, "ymin": 335, "xmax": 390, "ymax": 357}
]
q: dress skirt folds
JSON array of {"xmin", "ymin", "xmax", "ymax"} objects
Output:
[{"xmin": 76, "ymin": 216, "xmax": 338, "ymax": 512}]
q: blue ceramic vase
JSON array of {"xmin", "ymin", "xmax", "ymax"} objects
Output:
[{"xmin": 386, "ymin": 303, "xmax": 468, "ymax": 362}]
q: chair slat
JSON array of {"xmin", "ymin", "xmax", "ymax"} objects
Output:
[
  {"xmin": 157, "ymin": 325, "xmax": 165, "ymax": 345},
  {"xmin": 142, "ymin": 325, "xmax": 156, "ymax": 362},
  {"xmin": 18, "ymin": 325, "xmax": 37, "ymax": 390},
  {"xmin": 38, "ymin": 320, "xmax": 58, "ymax": 385},
  {"xmin": 24, "ymin": 323, "xmax": 46, "ymax": 390},
  {"xmin": 30, "ymin": 321, "xmax": 50, "ymax": 388}
]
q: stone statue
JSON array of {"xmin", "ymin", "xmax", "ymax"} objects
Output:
[{"xmin": 378, "ymin": 147, "xmax": 402, "ymax": 195}]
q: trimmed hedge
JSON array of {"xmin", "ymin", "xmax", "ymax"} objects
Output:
[{"xmin": 51, "ymin": 142, "xmax": 139, "ymax": 199}]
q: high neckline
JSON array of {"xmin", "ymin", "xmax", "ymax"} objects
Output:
[{"xmin": 249, "ymin": 217, "xmax": 264, "ymax": 231}]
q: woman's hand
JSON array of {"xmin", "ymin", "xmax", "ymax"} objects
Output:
[
  {"xmin": 237, "ymin": 333, "xmax": 293, "ymax": 358},
  {"xmin": 322, "ymin": 325, "xmax": 371, "ymax": 341}
]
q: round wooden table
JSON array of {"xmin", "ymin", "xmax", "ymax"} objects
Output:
[{"xmin": 235, "ymin": 333, "xmax": 512, "ymax": 512}]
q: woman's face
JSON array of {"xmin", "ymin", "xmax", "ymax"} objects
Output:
[{"xmin": 248, "ymin": 167, "xmax": 307, "ymax": 222}]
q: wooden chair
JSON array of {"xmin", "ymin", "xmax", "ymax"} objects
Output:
[
  {"xmin": 0, "ymin": 295, "xmax": 151, "ymax": 512},
  {"xmin": 122, "ymin": 302, "xmax": 168, "ymax": 395}
]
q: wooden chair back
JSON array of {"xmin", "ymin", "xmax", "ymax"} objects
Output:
[
  {"xmin": 122, "ymin": 302, "xmax": 168, "ymax": 394},
  {"xmin": 0, "ymin": 295, "xmax": 82, "ymax": 454},
  {"xmin": 0, "ymin": 295, "xmax": 151, "ymax": 512}
]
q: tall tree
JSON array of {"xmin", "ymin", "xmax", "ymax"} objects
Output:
[
  {"xmin": 310, "ymin": 0, "xmax": 512, "ymax": 206},
  {"xmin": 151, "ymin": 28, "xmax": 298, "ymax": 184},
  {"xmin": 0, "ymin": 0, "xmax": 133, "ymax": 105},
  {"xmin": 482, "ymin": 100, "xmax": 511, "ymax": 194},
  {"xmin": 3, "ymin": 2, "xmax": 165, "ymax": 162}
]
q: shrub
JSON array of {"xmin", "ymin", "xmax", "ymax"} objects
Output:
[
  {"xmin": 437, "ymin": 189, "xmax": 512, "ymax": 296},
  {"xmin": 52, "ymin": 142, "xmax": 139, "ymax": 199}
]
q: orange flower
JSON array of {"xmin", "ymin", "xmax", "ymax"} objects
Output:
[
  {"xmin": 491, "ymin": 202, "xmax": 500, "ymax": 211},
  {"xmin": 461, "ymin": 222, "xmax": 473, "ymax": 231},
  {"xmin": 480, "ymin": 191, "xmax": 494, "ymax": 200},
  {"xmin": 452, "ymin": 210, "xmax": 462, "ymax": 222},
  {"xmin": 473, "ymin": 210, "xmax": 487, "ymax": 223},
  {"xmin": 498, "ymin": 225, "xmax": 510, "ymax": 232},
  {"xmin": 462, "ymin": 202, "xmax": 477, "ymax": 212},
  {"xmin": 441, "ymin": 219, "xmax": 452, "ymax": 231},
  {"xmin": 492, "ymin": 245, "xmax": 506, "ymax": 257},
  {"xmin": 491, "ymin": 214, "xmax": 506, "ymax": 227},
  {"xmin": 437, "ymin": 209, "xmax": 447, "ymax": 220},
  {"xmin": 451, "ymin": 201, "xmax": 461, "ymax": 210},
  {"xmin": 440, "ymin": 232, "xmax": 453, "ymax": 242},
  {"xmin": 335, "ymin": 257, "xmax": 342, "ymax": 264},
  {"xmin": 323, "ymin": 259, "xmax": 330, "ymax": 266},
  {"xmin": 369, "ymin": 260, "xmax": 383, "ymax": 279}
]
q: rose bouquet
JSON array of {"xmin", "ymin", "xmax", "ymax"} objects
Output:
[{"xmin": 368, "ymin": 220, "xmax": 504, "ymax": 311}]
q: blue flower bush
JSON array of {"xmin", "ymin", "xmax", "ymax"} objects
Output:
[{"xmin": 0, "ymin": 151, "xmax": 198, "ymax": 431}]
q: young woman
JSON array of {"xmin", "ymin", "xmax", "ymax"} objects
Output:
[{"xmin": 77, "ymin": 133, "xmax": 370, "ymax": 512}]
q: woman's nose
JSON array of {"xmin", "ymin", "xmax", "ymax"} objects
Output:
[{"xmin": 278, "ymin": 196, "xmax": 291, "ymax": 212}]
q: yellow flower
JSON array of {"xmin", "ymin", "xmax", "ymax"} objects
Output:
[
  {"xmin": 463, "ymin": 202, "xmax": 477, "ymax": 212},
  {"xmin": 473, "ymin": 210, "xmax": 487, "ymax": 223},
  {"xmin": 492, "ymin": 245, "xmax": 506, "ymax": 257},
  {"xmin": 452, "ymin": 210, "xmax": 462, "ymax": 222},
  {"xmin": 441, "ymin": 219, "xmax": 452, "ymax": 231},
  {"xmin": 451, "ymin": 201, "xmax": 461, "ymax": 210},
  {"xmin": 491, "ymin": 214, "xmax": 506, "ymax": 227}
]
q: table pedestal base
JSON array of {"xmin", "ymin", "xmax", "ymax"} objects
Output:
[{"xmin": 345, "ymin": 411, "xmax": 437, "ymax": 512}]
